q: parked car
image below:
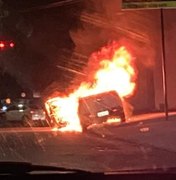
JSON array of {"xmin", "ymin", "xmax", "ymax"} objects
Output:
[
  {"xmin": 78, "ymin": 90, "xmax": 125, "ymax": 131},
  {"xmin": 26, "ymin": 104, "xmax": 47, "ymax": 121},
  {"xmin": 2, "ymin": 103, "xmax": 48, "ymax": 126}
]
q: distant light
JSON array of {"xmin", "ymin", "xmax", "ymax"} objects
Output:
[
  {"xmin": 0, "ymin": 42, "xmax": 5, "ymax": 48},
  {"xmin": 0, "ymin": 41, "xmax": 15, "ymax": 50},
  {"xmin": 21, "ymin": 92, "xmax": 26, "ymax": 98},
  {"xmin": 2, "ymin": 106, "xmax": 7, "ymax": 111},
  {"xmin": 18, "ymin": 104, "xmax": 23, "ymax": 108},
  {"xmin": 5, "ymin": 98, "xmax": 11, "ymax": 104},
  {"xmin": 9, "ymin": 42, "xmax": 15, "ymax": 48}
]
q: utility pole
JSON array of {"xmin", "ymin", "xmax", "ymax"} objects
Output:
[{"xmin": 160, "ymin": 8, "xmax": 168, "ymax": 120}]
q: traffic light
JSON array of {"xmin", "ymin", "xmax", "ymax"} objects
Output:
[
  {"xmin": 0, "ymin": 40, "xmax": 15, "ymax": 50},
  {"xmin": 9, "ymin": 42, "xmax": 15, "ymax": 48},
  {"xmin": 0, "ymin": 42, "xmax": 5, "ymax": 48}
]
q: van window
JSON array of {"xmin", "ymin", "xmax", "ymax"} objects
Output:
[{"xmin": 79, "ymin": 91, "xmax": 122, "ymax": 114}]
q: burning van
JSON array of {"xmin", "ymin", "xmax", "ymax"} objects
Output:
[
  {"xmin": 45, "ymin": 43, "xmax": 136, "ymax": 132},
  {"xmin": 78, "ymin": 90, "xmax": 125, "ymax": 131}
]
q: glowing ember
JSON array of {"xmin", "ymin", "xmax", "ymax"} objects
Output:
[
  {"xmin": 45, "ymin": 42, "xmax": 137, "ymax": 132},
  {"xmin": 51, "ymin": 127, "xmax": 59, "ymax": 132}
]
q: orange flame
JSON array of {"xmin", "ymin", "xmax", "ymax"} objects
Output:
[{"xmin": 45, "ymin": 42, "xmax": 137, "ymax": 132}]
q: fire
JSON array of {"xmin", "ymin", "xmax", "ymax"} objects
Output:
[{"xmin": 45, "ymin": 42, "xmax": 137, "ymax": 132}]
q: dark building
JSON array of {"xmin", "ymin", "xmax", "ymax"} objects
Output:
[{"xmin": 0, "ymin": 70, "xmax": 32, "ymax": 99}]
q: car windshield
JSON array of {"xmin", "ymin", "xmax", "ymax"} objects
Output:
[{"xmin": 1, "ymin": 0, "xmax": 176, "ymax": 174}]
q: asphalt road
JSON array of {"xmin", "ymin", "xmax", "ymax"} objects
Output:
[{"xmin": 0, "ymin": 113, "xmax": 176, "ymax": 172}]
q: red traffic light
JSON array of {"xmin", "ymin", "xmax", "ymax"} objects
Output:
[
  {"xmin": 0, "ymin": 42, "xmax": 5, "ymax": 48},
  {"xmin": 0, "ymin": 40, "xmax": 15, "ymax": 50},
  {"xmin": 9, "ymin": 42, "xmax": 15, "ymax": 48}
]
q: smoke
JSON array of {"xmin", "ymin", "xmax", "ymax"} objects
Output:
[
  {"xmin": 70, "ymin": 0, "xmax": 159, "ymax": 73},
  {"xmin": 68, "ymin": 0, "xmax": 161, "ymax": 116}
]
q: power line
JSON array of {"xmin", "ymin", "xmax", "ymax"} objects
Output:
[{"xmin": 19, "ymin": 0, "xmax": 83, "ymax": 13}]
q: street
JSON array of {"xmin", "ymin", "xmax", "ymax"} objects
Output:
[{"xmin": 0, "ymin": 113, "xmax": 176, "ymax": 172}]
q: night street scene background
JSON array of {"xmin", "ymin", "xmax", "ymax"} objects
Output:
[{"xmin": 0, "ymin": 0, "xmax": 176, "ymax": 174}]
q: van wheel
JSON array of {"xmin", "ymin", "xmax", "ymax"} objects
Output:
[
  {"xmin": 80, "ymin": 116, "xmax": 91, "ymax": 132},
  {"xmin": 80, "ymin": 117, "xmax": 91, "ymax": 133}
]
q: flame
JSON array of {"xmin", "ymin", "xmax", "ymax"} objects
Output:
[{"xmin": 45, "ymin": 42, "xmax": 137, "ymax": 132}]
